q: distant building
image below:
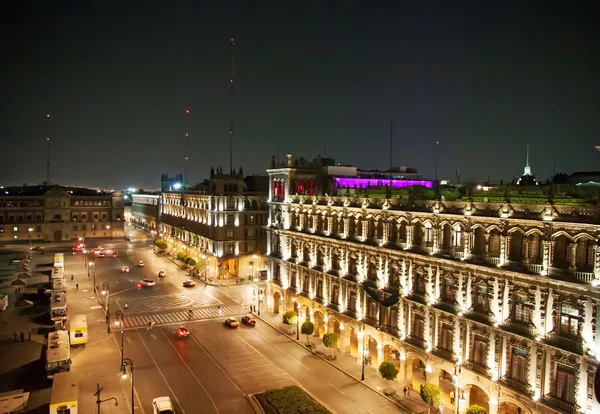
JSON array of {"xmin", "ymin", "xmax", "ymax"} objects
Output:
[
  {"xmin": 516, "ymin": 145, "xmax": 538, "ymax": 186},
  {"xmin": 160, "ymin": 167, "xmax": 269, "ymax": 280},
  {"xmin": 0, "ymin": 185, "xmax": 125, "ymax": 243},
  {"xmin": 568, "ymin": 171, "xmax": 600, "ymax": 186},
  {"xmin": 161, "ymin": 173, "xmax": 184, "ymax": 192},
  {"xmin": 131, "ymin": 193, "xmax": 160, "ymax": 233}
]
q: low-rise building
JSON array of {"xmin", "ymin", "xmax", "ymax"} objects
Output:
[{"xmin": 0, "ymin": 185, "xmax": 125, "ymax": 243}]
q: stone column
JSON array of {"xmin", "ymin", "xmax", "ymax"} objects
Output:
[
  {"xmin": 382, "ymin": 222, "xmax": 390, "ymax": 245},
  {"xmin": 327, "ymin": 216, "xmax": 333, "ymax": 234},
  {"xmin": 524, "ymin": 237, "xmax": 531, "ymax": 264},
  {"xmin": 463, "ymin": 230, "xmax": 471, "ymax": 259},
  {"xmin": 406, "ymin": 224, "xmax": 413, "ymax": 249},
  {"xmin": 569, "ymin": 242, "xmax": 578, "ymax": 271},
  {"xmin": 594, "ymin": 244, "xmax": 600, "ymax": 282},
  {"xmin": 362, "ymin": 220, "xmax": 368, "ymax": 241},
  {"xmin": 343, "ymin": 218, "xmax": 350, "ymax": 238},
  {"xmin": 484, "ymin": 233, "xmax": 490, "ymax": 255}
]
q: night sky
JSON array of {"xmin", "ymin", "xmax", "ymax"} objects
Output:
[{"xmin": 2, "ymin": 1, "xmax": 599, "ymax": 189}]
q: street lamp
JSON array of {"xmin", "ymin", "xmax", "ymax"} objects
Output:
[
  {"xmin": 115, "ymin": 310, "xmax": 124, "ymax": 368},
  {"xmin": 102, "ymin": 282, "xmax": 110, "ymax": 332},
  {"xmin": 293, "ymin": 296, "xmax": 299, "ymax": 340},
  {"xmin": 28, "ymin": 228, "xmax": 33, "ymax": 250},
  {"xmin": 358, "ymin": 328, "xmax": 367, "ymax": 381},
  {"xmin": 121, "ymin": 358, "xmax": 135, "ymax": 414}
]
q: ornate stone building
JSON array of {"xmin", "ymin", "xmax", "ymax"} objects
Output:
[
  {"xmin": 160, "ymin": 169, "xmax": 269, "ymax": 280},
  {"xmin": 265, "ymin": 155, "xmax": 600, "ymax": 414},
  {"xmin": 0, "ymin": 185, "xmax": 125, "ymax": 243},
  {"xmin": 131, "ymin": 193, "xmax": 160, "ymax": 232}
]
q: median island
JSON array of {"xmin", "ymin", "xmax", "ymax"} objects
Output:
[{"xmin": 255, "ymin": 385, "xmax": 331, "ymax": 414}]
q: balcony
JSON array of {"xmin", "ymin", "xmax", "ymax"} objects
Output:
[
  {"xmin": 544, "ymin": 332, "xmax": 584, "ymax": 355},
  {"xmin": 431, "ymin": 347, "xmax": 456, "ymax": 362},
  {"xmin": 464, "ymin": 360, "xmax": 488, "ymax": 376},
  {"xmin": 501, "ymin": 321, "xmax": 536, "ymax": 338},
  {"xmin": 548, "ymin": 267, "xmax": 593, "ymax": 284},
  {"xmin": 405, "ymin": 336, "xmax": 426, "ymax": 350},
  {"xmin": 499, "ymin": 377, "xmax": 531, "ymax": 395},
  {"xmin": 541, "ymin": 395, "xmax": 577, "ymax": 414}
]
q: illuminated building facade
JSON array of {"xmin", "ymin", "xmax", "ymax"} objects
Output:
[
  {"xmin": 266, "ymin": 154, "xmax": 600, "ymax": 414},
  {"xmin": 0, "ymin": 185, "xmax": 125, "ymax": 242},
  {"xmin": 131, "ymin": 193, "xmax": 160, "ymax": 233},
  {"xmin": 160, "ymin": 169, "xmax": 268, "ymax": 279}
]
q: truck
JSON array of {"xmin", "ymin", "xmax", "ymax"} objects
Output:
[
  {"xmin": 66, "ymin": 314, "xmax": 87, "ymax": 346},
  {"xmin": 49, "ymin": 371, "xmax": 78, "ymax": 414}
]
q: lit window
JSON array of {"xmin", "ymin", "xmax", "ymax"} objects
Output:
[{"xmin": 13, "ymin": 226, "xmax": 18, "ymax": 232}]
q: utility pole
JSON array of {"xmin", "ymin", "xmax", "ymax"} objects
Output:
[{"xmin": 95, "ymin": 383, "xmax": 118, "ymax": 414}]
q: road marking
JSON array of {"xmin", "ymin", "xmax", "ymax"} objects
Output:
[
  {"xmin": 251, "ymin": 330, "xmax": 311, "ymax": 370},
  {"xmin": 158, "ymin": 327, "xmax": 220, "ymax": 414},
  {"xmin": 329, "ymin": 382, "xmax": 346, "ymax": 395},
  {"xmin": 90, "ymin": 305, "xmax": 103, "ymax": 309},
  {"xmin": 137, "ymin": 330, "xmax": 185, "ymax": 414}
]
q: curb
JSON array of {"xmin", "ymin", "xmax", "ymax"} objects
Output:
[
  {"xmin": 245, "ymin": 394, "xmax": 266, "ymax": 414},
  {"xmin": 254, "ymin": 314, "xmax": 414, "ymax": 414}
]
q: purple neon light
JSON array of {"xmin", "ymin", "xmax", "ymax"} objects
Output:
[{"xmin": 334, "ymin": 177, "xmax": 433, "ymax": 189}]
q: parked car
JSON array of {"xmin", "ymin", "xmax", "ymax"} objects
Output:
[
  {"xmin": 138, "ymin": 260, "xmax": 145, "ymax": 267},
  {"xmin": 158, "ymin": 270, "xmax": 166, "ymax": 277},
  {"xmin": 182, "ymin": 280, "xmax": 196, "ymax": 288},
  {"xmin": 175, "ymin": 326, "xmax": 190, "ymax": 338},
  {"xmin": 152, "ymin": 396, "xmax": 174, "ymax": 414},
  {"xmin": 224, "ymin": 317, "xmax": 239, "ymax": 329},
  {"xmin": 241, "ymin": 316, "xmax": 256, "ymax": 327},
  {"xmin": 139, "ymin": 278, "xmax": 155, "ymax": 287},
  {"xmin": 121, "ymin": 266, "xmax": 130, "ymax": 273}
]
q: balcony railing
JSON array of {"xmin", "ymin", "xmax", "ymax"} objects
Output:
[
  {"xmin": 432, "ymin": 347, "xmax": 456, "ymax": 362},
  {"xmin": 501, "ymin": 321, "xmax": 536, "ymax": 338},
  {"xmin": 464, "ymin": 360, "xmax": 488, "ymax": 376},
  {"xmin": 548, "ymin": 267, "xmax": 593, "ymax": 283},
  {"xmin": 541, "ymin": 395, "xmax": 577, "ymax": 414},
  {"xmin": 544, "ymin": 332, "xmax": 584, "ymax": 355},
  {"xmin": 499, "ymin": 377, "xmax": 531, "ymax": 395}
]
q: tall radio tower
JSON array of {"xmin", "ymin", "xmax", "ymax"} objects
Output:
[
  {"xmin": 229, "ymin": 37, "xmax": 236, "ymax": 174},
  {"xmin": 184, "ymin": 109, "xmax": 190, "ymax": 186},
  {"xmin": 45, "ymin": 113, "xmax": 52, "ymax": 186}
]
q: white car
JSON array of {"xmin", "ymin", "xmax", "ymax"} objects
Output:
[
  {"xmin": 158, "ymin": 270, "xmax": 166, "ymax": 277},
  {"xmin": 152, "ymin": 396, "xmax": 174, "ymax": 414},
  {"xmin": 121, "ymin": 266, "xmax": 130, "ymax": 273},
  {"xmin": 139, "ymin": 278, "xmax": 156, "ymax": 287}
]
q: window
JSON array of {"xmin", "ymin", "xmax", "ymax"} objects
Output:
[
  {"xmin": 439, "ymin": 323, "xmax": 453, "ymax": 351},
  {"xmin": 93, "ymin": 214, "xmax": 99, "ymax": 220},
  {"xmin": 509, "ymin": 347, "xmax": 528, "ymax": 383},
  {"xmin": 227, "ymin": 229, "xmax": 234, "ymax": 238},
  {"xmin": 53, "ymin": 214, "xmax": 61, "ymax": 221},
  {"xmin": 227, "ymin": 244, "xmax": 235, "ymax": 254},
  {"xmin": 303, "ymin": 276, "xmax": 310, "ymax": 293},
  {"xmin": 73, "ymin": 225, "xmax": 78, "ymax": 231},
  {"xmin": 26, "ymin": 214, "xmax": 32, "ymax": 221},
  {"xmin": 91, "ymin": 224, "xmax": 97, "ymax": 230},
  {"xmin": 75, "ymin": 332, "xmax": 83, "ymax": 338},
  {"xmin": 36, "ymin": 226, "xmax": 42, "ymax": 232},
  {"xmin": 247, "ymin": 228, "xmax": 254, "ymax": 238},
  {"xmin": 453, "ymin": 225, "xmax": 462, "ymax": 247},
  {"xmin": 13, "ymin": 226, "xmax": 18, "ymax": 232},
  {"xmin": 316, "ymin": 280, "xmax": 323, "ymax": 298},
  {"xmin": 474, "ymin": 285, "xmax": 489, "ymax": 312},
  {"xmin": 559, "ymin": 304, "xmax": 579, "ymax": 338},
  {"xmin": 472, "ymin": 335, "xmax": 487, "ymax": 366},
  {"xmin": 414, "ymin": 273, "xmax": 426, "ymax": 295},
  {"xmin": 0, "ymin": 228, "xmax": 3, "ymax": 233},
  {"xmin": 246, "ymin": 242, "xmax": 255, "ymax": 252},
  {"xmin": 424, "ymin": 222, "xmax": 433, "ymax": 244},
  {"xmin": 412, "ymin": 314, "xmax": 425, "ymax": 340},
  {"xmin": 101, "ymin": 214, "xmax": 108, "ymax": 221},
  {"xmin": 81, "ymin": 215, "xmax": 87, "ymax": 221},
  {"xmin": 331, "ymin": 285, "xmax": 339, "ymax": 304},
  {"xmin": 513, "ymin": 294, "xmax": 531, "ymax": 324},
  {"xmin": 72, "ymin": 214, "xmax": 79, "ymax": 221},
  {"xmin": 249, "ymin": 215, "xmax": 255, "ymax": 224},
  {"xmin": 554, "ymin": 364, "xmax": 575, "ymax": 403},
  {"xmin": 35, "ymin": 214, "xmax": 42, "ymax": 222},
  {"xmin": 227, "ymin": 214, "xmax": 234, "ymax": 224},
  {"xmin": 443, "ymin": 278, "xmax": 457, "ymax": 302}
]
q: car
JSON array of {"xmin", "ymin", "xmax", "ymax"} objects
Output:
[
  {"xmin": 152, "ymin": 396, "xmax": 175, "ymax": 414},
  {"xmin": 139, "ymin": 278, "xmax": 155, "ymax": 287},
  {"xmin": 121, "ymin": 266, "xmax": 130, "ymax": 273},
  {"xmin": 98, "ymin": 252, "xmax": 105, "ymax": 258},
  {"xmin": 241, "ymin": 316, "xmax": 256, "ymax": 327},
  {"xmin": 175, "ymin": 326, "xmax": 190, "ymax": 338},
  {"xmin": 112, "ymin": 252, "xmax": 118, "ymax": 258},
  {"xmin": 182, "ymin": 279, "xmax": 196, "ymax": 288},
  {"xmin": 224, "ymin": 317, "xmax": 239, "ymax": 328},
  {"xmin": 158, "ymin": 270, "xmax": 166, "ymax": 277},
  {"xmin": 138, "ymin": 260, "xmax": 145, "ymax": 267}
]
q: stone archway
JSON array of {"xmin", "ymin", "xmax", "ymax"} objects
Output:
[
  {"xmin": 436, "ymin": 369, "xmax": 455, "ymax": 412},
  {"xmin": 404, "ymin": 353, "xmax": 428, "ymax": 392},
  {"xmin": 498, "ymin": 399, "xmax": 531, "ymax": 414},
  {"xmin": 313, "ymin": 311, "xmax": 324, "ymax": 337},
  {"xmin": 349, "ymin": 327, "xmax": 358, "ymax": 359},
  {"xmin": 328, "ymin": 317, "xmax": 341, "ymax": 337},
  {"xmin": 467, "ymin": 384, "xmax": 490, "ymax": 414},
  {"xmin": 273, "ymin": 292, "xmax": 281, "ymax": 314},
  {"xmin": 302, "ymin": 306, "xmax": 310, "ymax": 322},
  {"xmin": 365, "ymin": 335, "xmax": 378, "ymax": 366},
  {"xmin": 383, "ymin": 344, "xmax": 401, "ymax": 370}
]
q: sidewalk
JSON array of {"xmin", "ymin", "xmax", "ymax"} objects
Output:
[
  {"xmin": 255, "ymin": 311, "xmax": 432, "ymax": 414},
  {"xmin": 160, "ymin": 251, "xmax": 242, "ymax": 287}
]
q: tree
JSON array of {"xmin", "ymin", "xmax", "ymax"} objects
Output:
[
  {"xmin": 282, "ymin": 311, "xmax": 297, "ymax": 334},
  {"xmin": 466, "ymin": 405, "xmax": 487, "ymax": 414},
  {"xmin": 322, "ymin": 333, "xmax": 338, "ymax": 359},
  {"xmin": 195, "ymin": 261, "xmax": 204, "ymax": 271},
  {"xmin": 187, "ymin": 258, "xmax": 196, "ymax": 267},
  {"xmin": 156, "ymin": 241, "xmax": 168, "ymax": 253},
  {"xmin": 301, "ymin": 321, "xmax": 314, "ymax": 347},
  {"xmin": 420, "ymin": 383, "xmax": 441, "ymax": 408},
  {"xmin": 176, "ymin": 252, "xmax": 185, "ymax": 261},
  {"xmin": 378, "ymin": 361, "xmax": 399, "ymax": 393}
]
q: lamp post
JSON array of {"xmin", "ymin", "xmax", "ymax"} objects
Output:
[
  {"xmin": 358, "ymin": 327, "xmax": 367, "ymax": 381},
  {"xmin": 115, "ymin": 310, "xmax": 124, "ymax": 368},
  {"xmin": 121, "ymin": 358, "xmax": 135, "ymax": 414},
  {"xmin": 293, "ymin": 295, "xmax": 300, "ymax": 340},
  {"xmin": 101, "ymin": 282, "xmax": 110, "ymax": 333},
  {"xmin": 28, "ymin": 227, "xmax": 33, "ymax": 250},
  {"xmin": 453, "ymin": 364, "xmax": 462, "ymax": 414}
]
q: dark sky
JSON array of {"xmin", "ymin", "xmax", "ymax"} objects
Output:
[{"xmin": 2, "ymin": 1, "xmax": 599, "ymax": 189}]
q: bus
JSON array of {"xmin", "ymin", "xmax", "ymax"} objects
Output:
[
  {"xmin": 49, "ymin": 371, "xmax": 78, "ymax": 414},
  {"xmin": 46, "ymin": 330, "xmax": 71, "ymax": 380},
  {"xmin": 67, "ymin": 314, "xmax": 87, "ymax": 346},
  {"xmin": 51, "ymin": 266, "xmax": 65, "ymax": 280},
  {"xmin": 53, "ymin": 253, "xmax": 64, "ymax": 269},
  {"xmin": 52, "ymin": 278, "xmax": 67, "ymax": 295},
  {"xmin": 50, "ymin": 294, "xmax": 67, "ymax": 328}
]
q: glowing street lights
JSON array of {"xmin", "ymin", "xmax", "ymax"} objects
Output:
[
  {"xmin": 28, "ymin": 227, "xmax": 33, "ymax": 250},
  {"xmin": 101, "ymin": 282, "xmax": 110, "ymax": 333},
  {"xmin": 114, "ymin": 310, "xmax": 125, "ymax": 368},
  {"xmin": 358, "ymin": 328, "xmax": 367, "ymax": 381},
  {"xmin": 292, "ymin": 296, "xmax": 300, "ymax": 340},
  {"xmin": 121, "ymin": 358, "xmax": 135, "ymax": 414}
]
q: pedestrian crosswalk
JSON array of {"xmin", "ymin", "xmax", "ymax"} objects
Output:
[
  {"xmin": 113, "ymin": 290, "xmax": 220, "ymax": 313},
  {"xmin": 121, "ymin": 305, "xmax": 248, "ymax": 329}
]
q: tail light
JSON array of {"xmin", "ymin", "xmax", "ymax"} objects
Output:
[{"xmin": 137, "ymin": 283, "xmax": 142, "ymax": 288}]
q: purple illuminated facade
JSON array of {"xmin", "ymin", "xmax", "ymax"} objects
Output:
[{"xmin": 333, "ymin": 177, "xmax": 433, "ymax": 189}]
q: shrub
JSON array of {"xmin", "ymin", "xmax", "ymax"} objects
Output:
[
  {"xmin": 466, "ymin": 405, "xmax": 487, "ymax": 414},
  {"xmin": 322, "ymin": 333, "xmax": 338, "ymax": 359},
  {"xmin": 183, "ymin": 256, "xmax": 191, "ymax": 264},
  {"xmin": 420, "ymin": 383, "xmax": 441, "ymax": 407},
  {"xmin": 378, "ymin": 361, "xmax": 399, "ymax": 392},
  {"xmin": 187, "ymin": 258, "xmax": 196, "ymax": 267},
  {"xmin": 261, "ymin": 386, "xmax": 330, "ymax": 414},
  {"xmin": 282, "ymin": 310, "xmax": 297, "ymax": 328},
  {"xmin": 301, "ymin": 321, "xmax": 314, "ymax": 347},
  {"xmin": 156, "ymin": 241, "xmax": 168, "ymax": 252},
  {"xmin": 195, "ymin": 261, "xmax": 204, "ymax": 271},
  {"xmin": 176, "ymin": 252, "xmax": 185, "ymax": 261}
]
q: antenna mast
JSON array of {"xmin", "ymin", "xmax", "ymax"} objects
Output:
[
  {"xmin": 389, "ymin": 116, "xmax": 393, "ymax": 182},
  {"xmin": 229, "ymin": 37, "xmax": 236, "ymax": 174},
  {"xmin": 45, "ymin": 113, "xmax": 51, "ymax": 186},
  {"xmin": 184, "ymin": 109, "xmax": 190, "ymax": 186}
]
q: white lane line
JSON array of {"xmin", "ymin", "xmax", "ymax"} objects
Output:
[
  {"xmin": 136, "ymin": 330, "xmax": 186, "ymax": 414},
  {"xmin": 157, "ymin": 327, "xmax": 220, "ymax": 414},
  {"xmin": 329, "ymin": 382, "xmax": 346, "ymax": 396},
  {"xmin": 251, "ymin": 330, "xmax": 311, "ymax": 370}
]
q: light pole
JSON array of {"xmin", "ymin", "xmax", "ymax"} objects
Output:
[
  {"xmin": 115, "ymin": 310, "xmax": 124, "ymax": 368},
  {"xmin": 121, "ymin": 358, "xmax": 135, "ymax": 414},
  {"xmin": 101, "ymin": 282, "xmax": 110, "ymax": 333},
  {"xmin": 28, "ymin": 227, "xmax": 33, "ymax": 250},
  {"xmin": 293, "ymin": 295, "xmax": 299, "ymax": 340},
  {"xmin": 358, "ymin": 328, "xmax": 366, "ymax": 381}
]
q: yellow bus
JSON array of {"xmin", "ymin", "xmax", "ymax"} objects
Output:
[
  {"xmin": 46, "ymin": 330, "xmax": 71, "ymax": 380},
  {"xmin": 49, "ymin": 371, "xmax": 78, "ymax": 414},
  {"xmin": 67, "ymin": 314, "xmax": 87, "ymax": 346}
]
